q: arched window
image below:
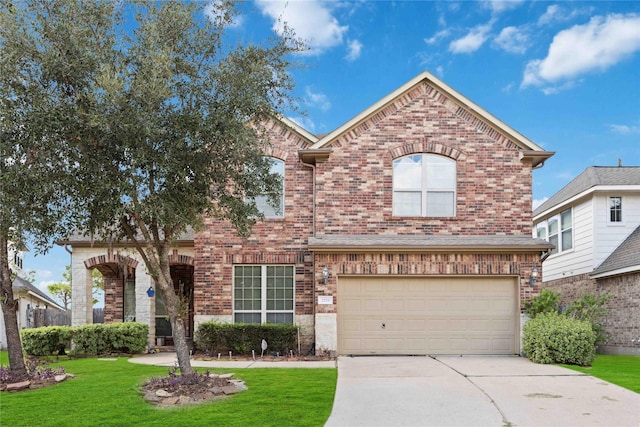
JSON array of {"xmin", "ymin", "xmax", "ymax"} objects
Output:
[
  {"xmin": 254, "ymin": 158, "xmax": 285, "ymax": 218},
  {"xmin": 393, "ymin": 154, "xmax": 456, "ymax": 217}
]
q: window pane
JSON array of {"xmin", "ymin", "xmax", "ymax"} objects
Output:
[
  {"xmin": 548, "ymin": 218, "xmax": 558, "ymax": 235},
  {"xmin": 393, "ymin": 155, "xmax": 422, "ymax": 189},
  {"xmin": 536, "ymin": 224, "xmax": 547, "ymax": 239},
  {"xmin": 549, "ymin": 234, "xmax": 559, "ymax": 255},
  {"xmin": 155, "ymin": 286, "xmax": 167, "ymax": 316},
  {"xmin": 561, "ymin": 210, "xmax": 572, "ymax": 230},
  {"xmin": 266, "ymin": 313, "xmax": 293, "ymax": 324},
  {"xmin": 124, "ymin": 280, "xmax": 136, "ymax": 322},
  {"xmin": 609, "ymin": 197, "xmax": 622, "ymax": 222},
  {"xmin": 426, "ymin": 155, "xmax": 455, "ymax": 189},
  {"xmin": 255, "ymin": 158, "xmax": 284, "ymax": 218},
  {"xmin": 426, "ymin": 192, "xmax": 454, "ymax": 217},
  {"xmin": 234, "ymin": 265, "xmax": 261, "ymax": 311},
  {"xmin": 393, "ymin": 191, "xmax": 421, "ymax": 216},
  {"xmin": 562, "ymin": 230, "xmax": 573, "ymax": 251},
  {"xmin": 235, "ymin": 313, "xmax": 261, "ymax": 324}
]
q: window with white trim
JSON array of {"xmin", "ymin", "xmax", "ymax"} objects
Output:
[
  {"xmin": 253, "ymin": 158, "xmax": 284, "ymax": 218},
  {"xmin": 233, "ymin": 265, "xmax": 294, "ymax": 324},
  {"xmin": 393, "ymin": 154, "xmax": 456, "ymax": 217},
  {"xmin": 609, "ymin": 196, "xmax": 622, "ymax": 223},
  {"xmin": 536, "ymin": 208, "xmax": 573, "ymax": 255}
]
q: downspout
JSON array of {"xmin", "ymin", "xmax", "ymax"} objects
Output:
[{"xmin": 300, "ymin": 158, "xmax": 317, "ymax": 355}]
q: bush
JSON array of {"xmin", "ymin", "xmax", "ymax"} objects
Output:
[
  {"xmin": 21, "ymin": 326, "xmax": 73, "ymax": 356},
  {"xmin": 195, "ymin": 322, "xmax": 298, "ymax": 356},
  {"xmin": 71, "ymin": 323, "xmax": 148, "ymax": 355},
  {"xmin": 524, "ymin": 289, "xmax": 560, "ymax": 318},
  {"xmin": 523, "ymin": 312, "xmax": 596, "ymax": 366},
  {"xmin": 565, "ymin": 293, "xmax": 612, "ymax": 345}
]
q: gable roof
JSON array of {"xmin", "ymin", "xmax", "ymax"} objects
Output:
[
  {"xmin": 534, "ymin": 166, "xmax": 640, "ymax": 217},
  {"xmin": 306, "ymin": 71, "xmax": 553, "ymax": 167},
  {"xmin": 12, "ymin": 276, "xmax": 64, "ymax": 310},
  {"xmin": 591, "ymin": 225, "xmax": 640, "ymax": 278}
]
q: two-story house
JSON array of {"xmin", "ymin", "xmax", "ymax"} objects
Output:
[
  {"xmin": 64, "ymin": 71, "xmax": 554, "ymax": 356},
  {"xmin": 533, "ymin": 166, "xmax": 640, "ymax": 354}
]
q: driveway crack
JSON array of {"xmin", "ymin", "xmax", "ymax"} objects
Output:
[{"xmin": 432, "ymin": 356, "xmax": 513, "ymax": 427}]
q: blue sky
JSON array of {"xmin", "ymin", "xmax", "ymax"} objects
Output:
[{"xmin": 25, "ymin": 0, "xmax": 640, "ymax": 303}]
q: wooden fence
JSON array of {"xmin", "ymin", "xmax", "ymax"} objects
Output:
[{"xmin": 31, "ymin": 308, "xmax": 105, "ymax": 328}]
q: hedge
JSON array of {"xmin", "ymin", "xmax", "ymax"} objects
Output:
[
  {"xmin": 195, "ymin": 322, "xmax": 298, "ymax": 355},
  {"xmin": 21, "ymin": 326, "xmax": 73, "ymax": 356},
  {"xmin": 523, "ymin": 312, "xmax": 596, "ymax": 366},
  {"xmin": 20, "ymin": 323, "xmax": 148, "ymax": 356}
]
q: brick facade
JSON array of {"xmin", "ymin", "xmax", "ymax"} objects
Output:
[{"xmin": 543, "ymin": 273, "xmax": 640, "ymax": 355}]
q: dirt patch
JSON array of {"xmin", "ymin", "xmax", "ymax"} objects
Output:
[{"xmin": 141, "ymin": 372, "xmax": 247, "ymax": 407}]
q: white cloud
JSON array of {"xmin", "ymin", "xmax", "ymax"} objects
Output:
[
  {"xmin": 305, "ymin": 87, "xmax": 331, "ymax": 111},
  {"xmin": 345, "ymin": 39, "xmax": 363, "ymax": 61},
  {"xmin": 424, "ymin": 29, "xmax": 450, "ymax": 45},
  {"xmin": 493, "ymin": 26, "xmax": 528, "ymax": 54},
  {"xmin": 522, "ymin": 14, "xmax": 640, "ymax": 89},
  {"xmin": 533, "ymin": 197, "xmax": 548, "ymax": 210},
  {"xmin": 484, "ymin": 0, "xmax": 525, "ymax": 14},
  {"xmin": 204, "ymin": 0, "xmax": 244, "ymax": 28},
  {"xmin": 288, "ymin": 116, "xmax": 317, "ymax": 133},
  {"xmin": 538, "ymin": 4, "xmax": 594, "ymax": 26},
  {"xmin": 256, "ymin": 0, "xmax": 348, "ymax": 56},
  {"xmin": 449, "ymin": 23, "xmax": 492, "ymax": 54},
  {"xmin": 608, "ymin": 124, "xmax": 640, "ymax": 135}
]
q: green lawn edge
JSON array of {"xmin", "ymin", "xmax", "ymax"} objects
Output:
[
  {"xmin": 560, "ymin": 354, "xmax": 640, "ymax": 393},
  {"xmin": 1, "ymin": 353, "xmax": 337, "ymax": 427}
]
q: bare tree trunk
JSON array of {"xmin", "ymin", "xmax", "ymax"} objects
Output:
[
  {"xmin": 157, "ymin": 258, "xmax": 193, "ymax": 375},
  {"xmin": 0, "ymin": 235, "xmax": 27, "ymax": 380}
]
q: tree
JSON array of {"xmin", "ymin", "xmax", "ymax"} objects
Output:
[
  {"xmin": 1, "ymin": 1, "xmax": 79, "ymax": 376},
  {"xmin": 47, "ymin": 266, "xmax": 73, "ymax": 310},
  {"xmin": 3, "ymin": 0, "xmax": 304, "ymax": 375}
]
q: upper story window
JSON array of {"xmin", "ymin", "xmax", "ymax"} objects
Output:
[
  {"xmin": 393, "ymin": 154, "xmax": 456, "ymax": 217},
  {"xmin": 253, "ymin": 158, "xmax": 284, "ymax": 218},
  {"xmin": 13, "ymin": 251, "xmax": 24, "ymax": 270},
  {"xmin": 609, "ymin": 196, "xmax": 622, "ymax": 223},
  {"xmin": 233, "ymin": 265, "xmax": 294, "ymax": 324},
  {"xmin": 536, "ymin": 208, "xmax": 573, "ymax": 255}
]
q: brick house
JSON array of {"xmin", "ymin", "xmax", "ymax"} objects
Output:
[
  {"xmin": 64, "ymin": 71, "xmax": 554, "ymax": 355},
  {"xmin": 533, "ymin": 166, "xmax": 640, "ymax": 355}
]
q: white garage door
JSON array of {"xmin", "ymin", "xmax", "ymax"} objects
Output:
[{"xmin": 338, "ymin": 276, "xmax": 518, "ymax": 355}]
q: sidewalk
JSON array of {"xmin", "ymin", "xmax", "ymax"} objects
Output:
[{"xmin": 129, "ymin": 351, "xmax": 337, "ymax": 369}]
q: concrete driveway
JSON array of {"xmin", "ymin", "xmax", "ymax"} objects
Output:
[{"xmin": 325, "ymin": 356, "xmax": 639, "ymax": 427}]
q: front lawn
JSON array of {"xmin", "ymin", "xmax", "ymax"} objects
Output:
[
  {"xmin": 0, "ymin": 352, "xmax": 337, "ymax": 426},
  {"xmin": 560, "ymin": 354, "xmax": 640, "ymax": 393}
]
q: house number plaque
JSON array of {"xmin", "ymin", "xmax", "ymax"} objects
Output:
[{"xmin": 318, "ymin": 296, "xmax": 334, "ymax": 305}]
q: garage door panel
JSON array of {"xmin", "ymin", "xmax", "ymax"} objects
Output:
[{"xmin": 338, "ymin": 276, "xmax": 517, "ymax": 355}]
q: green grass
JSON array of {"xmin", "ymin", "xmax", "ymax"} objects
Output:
[
  {"xmin": 0, "ymin": 352, "xmax": 337, "ymax": 426},
  {"xmin": 560, "ymin": 354, "xmax": 640, "ymax": 393}
]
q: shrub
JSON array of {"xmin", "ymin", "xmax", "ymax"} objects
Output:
[
  {"xmin": 195, "ymin": 322, "xmax": 298, "ymax": 356},
  {"xmin": 71, "ymin": 323, "xmax": 148, "ymax": 355},
  {"xmin": 565, "ymin": 293, "xmax": 613, "ymax": 345},
  {"xmin": 523, "ymin": 312, "xmax": 596, "ymax": 366},
  {"xmin": 524, "ymin": 289, "xmax": 560, "ymax": 318},
  {"xmin": 21, "ymin": 326, "xmax": 73, "ymax": 356}
]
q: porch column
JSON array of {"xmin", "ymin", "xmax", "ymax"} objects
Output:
[
  {"xmin": 135, "ymin": 267, "xmax": 155, "ymax": 348},
  {"xmin": 71, "ymin": 264, "xmax": 93, "ymax": 326}
]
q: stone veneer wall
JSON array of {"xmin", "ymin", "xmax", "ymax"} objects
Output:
[{"xmin": 543, "ymin": 272, "xmax": 640, "ymax": 355}]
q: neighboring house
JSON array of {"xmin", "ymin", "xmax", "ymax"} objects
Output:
[
  {"xmin": 533, "ymin": 166, "xmax": 640, "ymax": 355},
  {"xmin": 62, "ymin": 71, "xmax": 554, "ymax": 356},
  {"xmin": 1, "ymin": 246, "xmax": 64, "ymax": 350}
]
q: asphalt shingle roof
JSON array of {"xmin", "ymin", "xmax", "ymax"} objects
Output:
[
  {"xmin": 591, "ymin": 225, "xmax": 640, "ymax": 277},
  {"xmin": 534, "ymin": 166, "xmax": 640, "ymax": 216},
  {"xmin": 12, "ymin": 275, "xmax": 63, "ymax": 309}
]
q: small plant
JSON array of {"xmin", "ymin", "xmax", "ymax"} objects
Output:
[
  {"xmin": 565, "ymin": 293, "xmax": 613, "ymax": 345},
  {"xmin": 524, "ymin": 289, "xmax": 560, "ymax": 318}
]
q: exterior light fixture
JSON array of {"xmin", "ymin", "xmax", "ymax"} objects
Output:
[
  {"xmin": 529, "ymin": 267, "xmax": 539, "ymax": 286},
  {"xmin": 146, "ymin": 286, "xmax": 155, "ymax": 297},
  {"xmin": 322, "ymin": 266, "xmax": 329, "ymax": 285}
]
